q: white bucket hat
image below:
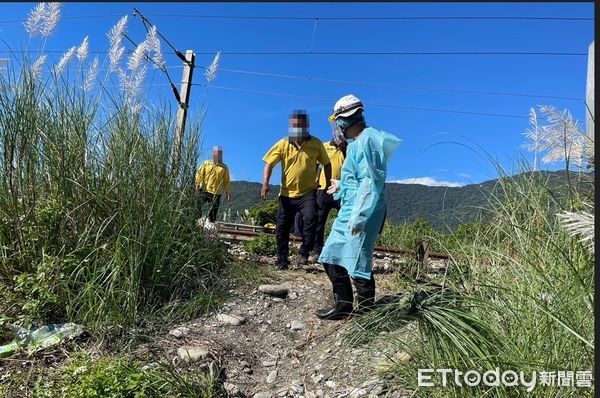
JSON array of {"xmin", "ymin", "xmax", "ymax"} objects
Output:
[{"xmin": 328, "ymin": 94, "xmax": 364, "ymax": 122}]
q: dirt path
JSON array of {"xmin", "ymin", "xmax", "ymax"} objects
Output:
[{"xmin": 144, "ymin": 252, "xmax": 419, "ymax": 398}]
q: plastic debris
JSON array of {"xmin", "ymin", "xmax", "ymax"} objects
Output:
[{"xmin": 0, "ymin": 323, "xmax": 84, "ymax": 357}]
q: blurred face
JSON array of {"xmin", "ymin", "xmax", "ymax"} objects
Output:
[
  {"xmin": 288, "ymin": 115, "xmax": 309, "ymax": 143},
  {"xmin": 213, "ymin": 147, "xmax": 223, "ymax": 163}
]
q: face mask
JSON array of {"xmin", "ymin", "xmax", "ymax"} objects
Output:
[
  {"xmin": 332, "ymin": 121, "xmax": 347, "ymax": 145},
  {"xmin": 289, "ymin": 127, "xmax": 309, "ymax": 139},
  {"xmin": 331, "ymin": 114, "xmax": 363, "ymax": 144}
]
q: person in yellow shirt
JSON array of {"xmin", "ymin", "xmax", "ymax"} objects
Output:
[
  {"xmin": 261, "ymin": 111, "xmax": 332, "ymax": 269},
  {"xmin": 310, "ymin": 138, "xmax": 347, "ymax": 261},
  {"xmin": 294, "ymin": 138, "xmax": 346, "ymax": 260},
  {"xmin": 195, "ymin": 146, "xmax": 232, "ymax": 222}
]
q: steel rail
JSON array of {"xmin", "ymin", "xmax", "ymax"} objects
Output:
[{"xmin": 215, "ymin": 222, "xmax": 450, "ymax": 260}]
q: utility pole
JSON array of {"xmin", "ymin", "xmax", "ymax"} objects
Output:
[
  {"xmin": 172, "ymin": 50, "xmax": 195, "ymax": 176},
  {"xmin": 585, "ymin": 41, "xmax": 594, "ymax": 141}
]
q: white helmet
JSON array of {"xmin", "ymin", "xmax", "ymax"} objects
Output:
[{"xmin": 328, "ymin": 94, "xmax": 364, "ymax": 122}]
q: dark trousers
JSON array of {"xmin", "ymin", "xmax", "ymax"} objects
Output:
[
  {"xmin": 197, "ymin": 191, "xmax": 221, "ymax": 222},
  {"xmin": 276, "ymin": 190, "xmax": 317, "ymax": 263},
  {"xmin": 314, "ymin": 189, "xmax": 341, "ymax": 254},
  {"xmin": 294, "ymin": 189, "xmax": 340, "ymax": 253},
  {"xmin": 322, "ymin": 262, "xmax": 376, "ymax": 307}
]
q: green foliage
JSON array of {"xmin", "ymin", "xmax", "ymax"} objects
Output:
[
  {"xmin": 0, "ymin": 40, "xmax": 228, "ymax": 333},
  {"xmin": 32, "ymin": 354, "xmax": 220, "ymax": 398},
  {"xmin": 247, "ymin": 199, "xmax": 279, "ymax": 226},
  {"xmin": 346, "ymin": 162, "xmax": 594, "ymax": 398},
  {"xmin": 244, "ymin": 234, "xmax": 278, "ymax": 256},
  {"xmin": 10, "ymin": 254, "xmax": 63, "ymax": 327}
]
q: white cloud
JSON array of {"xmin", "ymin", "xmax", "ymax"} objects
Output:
[{"xmin": 388, "ymin": 177, "xmax": 465, "ymax": 187}]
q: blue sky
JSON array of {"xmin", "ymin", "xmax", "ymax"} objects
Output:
[{"xmin": 0, "ymin": 2, "xmax": 594, "ymax": 186}]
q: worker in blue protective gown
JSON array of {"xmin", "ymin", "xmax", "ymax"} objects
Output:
[{"xmin": 316, "ymin": 94, "xmax": 401, "ymax": 320}]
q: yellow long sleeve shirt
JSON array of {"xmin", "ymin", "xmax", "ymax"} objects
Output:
[{"xmin": 195, "ymin": 160, "xmax": 231, "ymax": 195}]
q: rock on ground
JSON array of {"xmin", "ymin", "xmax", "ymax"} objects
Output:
[
  {"xmin": 216, "ymin": 313, "xmax": 246, "ymax": 326},
  {"xmin": 258, "ymin": 284, "xmax": 289, "ymax": 296},
  {"xmin": 177, "ymin": 346, "xmax": 209, "ymax": 362}
]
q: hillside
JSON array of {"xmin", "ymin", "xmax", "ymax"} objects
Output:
[{"xmin": 221, "ymin": 170, "xmax": 593, "ymax": 231}]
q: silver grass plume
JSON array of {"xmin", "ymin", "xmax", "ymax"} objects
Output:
[
  {"xmin": 54, "ymin": 46, "xmax": 76, "ymax": 74},
  {"xmin": 30, "ymin": 54, "xmax": 47, "ymax": 81},
  {"xmin": 107, "ymin": 15, "xmax": 128, "ymax": 72},
  {"xmin": 557, "ymin": 210, "xmax": 594, "ymax": 253},
  {"xmin": 205, "ymin": 51, "xmax": 221, "ymax": 83},
  {"xmin": 127, "ymin": 40, "xmax": 148, "ymax": 72},
  {"xmin": 521, "ymin": 107, "xmax": 541, "ymax": 171},
  {"xmin": 24, "ymin": 3, "xmax": 46, "ymax": 37},
  {"xmin": 40, "ymin": 2, "xmax": 61, "ymax": 37},
  {"xmin": 83, "ymin": 56, "xmax": 100, "ymax": 91},
  {"xmin": 146, "ymin": 26, "xmax": 165, "ymax": 70},
  {"xmin": 76, "ymin": 36, "xmax": 89, "ymax": 62},
  {"xmin": 522, "ymin": 105, "xmax": 589, "ymax": 168},
  {"xmin": 537, "ymin": 105, "xmax": 585, "ymax": 167},
  {"xmin": 118, "ymin": 65, "xmax": 147, "ymax": 99}
]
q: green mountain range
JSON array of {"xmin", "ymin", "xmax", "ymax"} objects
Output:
[{"xmin": 219, "ymin": 170, "xmax": 593, "ymax": 231}]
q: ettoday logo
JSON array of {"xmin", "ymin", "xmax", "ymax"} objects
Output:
[{"xmin": 417, "ymin": 368, "xmax": 593, "ymax": 391}]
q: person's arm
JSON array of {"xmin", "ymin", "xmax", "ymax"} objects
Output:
[
  {"xmin": 224, "ymin": 167, "xmax": 232, "ymax": 200},
  {"xmin": 315, "ymin": 164, "xmax": 322, "ymax": 186},
  {"xmin": 261, "ymin": 141, "xmax": 282, "ymax": 199},
  {"xmin": 317, "ymin": 142, "xmax": 331, "ymax": 191},
  {"xmin": 323, "ymin": 163, "xmax": 332, "ymax": 192},
  {"xmin": 261, "ymin": 162, "xmax": 274, "ymax": 199}
]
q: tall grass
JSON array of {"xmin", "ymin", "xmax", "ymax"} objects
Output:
[
  {"xmin": 346, "ymin": 108, "xmax": 594, "ymax": 397},
  {"xmin": 0, "ymin": 5, "xmax": 226, "ymax": 334}
]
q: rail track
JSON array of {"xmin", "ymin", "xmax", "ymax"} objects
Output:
[{"xmin": 215, "ymin": 221, "xmax": 450, "ymax": 261}]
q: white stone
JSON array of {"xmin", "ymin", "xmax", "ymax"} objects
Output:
[
  {"xmin": 290, "ymin": 320, "xmax": 305, "ymax": 331},
  {"xmin": 325, "ymin": 381, "xmax": 336, "ymax": 389},
  {"xmin": 168, "ymin": 326, "xmax": 190, "ymax": 338},
  {"xmin": 311, "ymin": 374, "xmax": 323, "ymax": 384},
  {"xmin": 262, "ymin": 360, "xmax": 277, "ymax": 367},
  {"xmin": 259, "ymin": 284, "xmax": 289, "ymax": 296},
  {"xmin": 267, "ymin": 369, "xmax": 278, "ymax": 384},
  {"xmin": 141, "ymin": 362, "xmax": 159, "ymax": 371},
  {"xmin": 349, "ymin": 388, "xmax": 368, "ymax": 398},
  {"xmin": 253, "ymin": 393, "xmax": 273, "ymax": 398},
  {"xmin": 224, "ymin": 382, "xmax": 240, "ymax": 395},
  {"xmin": 291, "ymin": 383, "xmax": 304, "ymax": 394},
  {"xmin": 217, "ymin": 313, "xmax": 246, "ymax": 326},
  {"xmin": 177, "ymin": 346, "xmax": 209, "ymax": 362}
]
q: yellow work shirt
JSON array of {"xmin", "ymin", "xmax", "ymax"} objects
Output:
[
  {"xmin": 263, "ymin": 136, "xmax": 330, "ymax": 198},
  {"xmin": 195, "ymin": 160, "xmax": 231, "ymax": 195},
  {"xmin": 317, "ymin": 141, "xmax": 345, "ymax": 189}
]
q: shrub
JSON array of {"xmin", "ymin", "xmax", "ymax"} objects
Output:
[
  {"xmin": 244, "ymin": 234, "xmax": 278, "ymax": 256},
  {"xmin": 248, "ymin": 200, "xmax": 279, "ymax": 226}
]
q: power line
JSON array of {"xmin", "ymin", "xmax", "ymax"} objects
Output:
[
  {"xmin": 215, "ymin": 67, "xmax": 585, "ymax": 101},
  {"xmin": 191, "ymin": 83, "xmax": 529, "ymax": 119},
  {"xmin": 142, "ymin": 14, "xmax": 593, "ymax": 21},
  {"xmin": 0, "ymin": 50, "xmax": 586, "ymax": 57},
  {"xmin": 0, "ymin": 14, "xmax": 593, "ymax": 24},
  {"xmin": 2, "ymin": 59, "xmax": 583, "ymax": 102}
]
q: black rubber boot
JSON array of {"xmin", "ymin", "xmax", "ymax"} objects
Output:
[
  {"xmin": 315, "ymin": 280, "xmax": 354, "ymax": 320},
  {"xmin": 353, "ymin": 292, "xmax": 375, "ymax": 315},
  {"xmin": 315, "ymin": 293, "xmax": 353, "ymax": 320},
  {"xmin": 353, "ymin": 275, "xmax": 376, "ymax": 315}
]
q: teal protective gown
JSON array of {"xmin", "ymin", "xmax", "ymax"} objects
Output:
[{"xmin": 318, "ymin": 127, "xmax": 401, "ymax": 280}]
